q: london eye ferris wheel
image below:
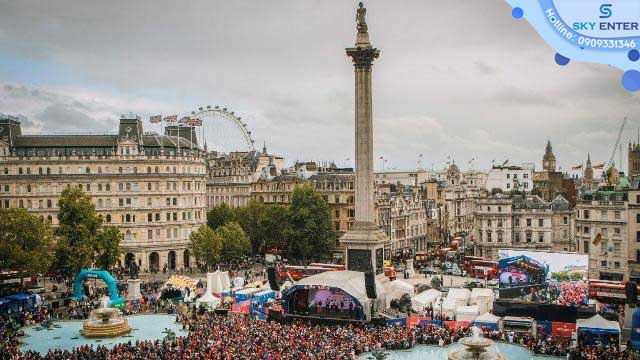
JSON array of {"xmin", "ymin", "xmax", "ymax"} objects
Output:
[{"xmin": 190, "ymin": 105, "xmax": 256, "ymax": 154}]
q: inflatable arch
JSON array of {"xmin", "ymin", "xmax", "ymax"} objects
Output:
[{"xmin": 70, "ymin": 269, "xmax": 123, "ymax": 306}]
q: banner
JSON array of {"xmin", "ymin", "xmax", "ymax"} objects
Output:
[
  {"xmin": 504, "ymin": 0, "xmax": 640, "ymax": 91},
  {"xmin": 551, "ymin": 322, "xmax": 576, "ymax": 337},
  {"xmin": 444, "ymin": 321, "xmax": 470, "ymax": 329},
  {"xmin": 386, "ymin": 318, "xmax": 407, "ymax": 326}
]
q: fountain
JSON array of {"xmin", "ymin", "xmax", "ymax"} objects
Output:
[
  {"xmin": 81, "ymin": 296, "xmax": 131, "ymax": 338},
  {"xmin": 448, "ymin": 326, "xmax": 505, "ymax": 360}
]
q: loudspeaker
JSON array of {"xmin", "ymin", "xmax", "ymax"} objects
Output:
[
  {"xmin": 267, "ymin": 266, "xmax": 280, "ymax": 291},
  {"xmin": 365, "ymin": 271, "xmax": 377, "ymax": 299}
]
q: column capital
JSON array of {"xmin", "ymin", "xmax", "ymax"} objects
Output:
[{"xmin": 346, "ymin": 47, "xmax": 380, "ymax": 69}]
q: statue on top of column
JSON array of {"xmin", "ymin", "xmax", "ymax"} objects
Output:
[{"xmin": 356, "ymin": 2, "xmax": 367, "ymax": 32}]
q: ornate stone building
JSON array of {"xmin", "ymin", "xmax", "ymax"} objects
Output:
[
  {"xmin": 442, "ymin": 163, "xmax": 486, "ymax": 237},
  {"xmin": 206, "ymin": 144, "xmax": 284, "ymax": 209},
  {"xmin": 473, "ymin": 193, "xmax": 573, "ymax": 260},
  {"xmin": 576, "ymin": 187, "xmax": 629, "ymax": 281},
  {"xmin": 0, "ymin": 115, "xmax": 207, "ymax": 272}
]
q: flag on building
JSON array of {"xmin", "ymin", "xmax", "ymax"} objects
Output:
[
  {"xmin": 502, "ymin": 159, "xmax": 509, "ymax": 166},
  {"xmin": 418, "ymin": 154, "xmax": 423, "ymax": 158},
  {"xmin": 468, "ymin": 158, "xmax": 474, "ymax": 164},
  {"xmin": 593, "ymin": 163, "xmax": 605, "ymax": 169},
  {"xmin": 149, "ymin": 115, "xmax": 162, "ymax": 123},
  {"xmin": 178, "ymin": 116, "xmax": 191, "ymax": 124},
  {"xmin": 163, "ymin": 115, "xmax": 177, "ymax": 122},
  {"xmin": 592, "ymin": 233, "xmax": 602, "ymax": 245},
  {"xmin": 571, "ymin": 164, "xmax": 582, "ymax": 170},
  {"xmin": 379, "ymin": 156, "xmax": 384, "ymax": 159}
]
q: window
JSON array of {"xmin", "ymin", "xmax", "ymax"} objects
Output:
[
  {"xmin": 147, "ymin": 198, "xmax": 152, "ymax": 206},
  {"xmin": 514, "ymin": 233, "xmax": 520, "ymax": 242},
  {"xmin": 584, "ymin": 210, "xmax": 590, "ymax": 219},
  {"xmin": 583, "ymin": 240, "xmax": 589, "ymax": 253},
  {"xmin": 514, "ymin": 219, "xmax": 519, "ymax": 227},
  {"xmin": 563, "ymin": 216, "xmax": 568, "ymax": 225},
  {"xmin": 526, "ymin": 232, "xmax": 532, "ymax": 243},
  {"xmin": 148, "ymin": 230, "xmax": 153, "ymax": 239},
  {"xmin": 614, "ymin": 211, "xmax": 621, "ymax": 220},
  {"xmin": 106, "ymin": 183, "xmax": 111, "ymax": 191},
  {"xmin": 538, "ymin": 233, "xmax": 544, "ymax": 242},
  {"xmin": 523, "ymin": 173, "xmax": 528, "ymax": 179},
  {"xmin": 106, "ymin": 214, "xmax": 112, "ymax": 222},
  {"xmin": 614, "ymin": 261, "xmax": 620, "ymax": 269},
  {"xmin": 601, "ymin": 260, "xmax": 607, "ymax": 267},
  {"xmin": 637, "ymin": 213, "xmax": 640, "ymax": 223},
  {"xmin": 497, "ymin": 220, "xmax": 503, "ymax": 228},
  {"xmin": 614, "ymin": 227, "xmax": 620, "ymax": 235},
  {"xmin": 335, "ymin": 209, "xmax": 340, "ymax": 218},
  {"xmin": 563, "ymin": 229, "xmax": 568, "ymax": 239},
  {"xmin": 119, "ymin": 199, "xmax": 124, "ymax": 207},
  {"xmin": 147, "ymin": 183, "xmax": 152, "ymax": 191},
  {"xmin": 497, "ymin": 232, "xmax": 503, "ymax": 242},
  {"xmin": 538, "ymin": 219, "xmax": 543, "ymax": 227},
  {"xmin": 498, "ymin": 206, "xmax": 502, "ymax": 212},
  {"xmin": 487, "ymin": 231, "xmax": 492, "ymax": 242},
  {"xmin": 148, "ymin": 213, "xmax": 153, "ymax": 222},
  {"xmin": 526, "ymin": 219, "xmax": 531, "ymax": 227},
  {"xmin": 18, "ymin": 168, "xmax": 23, "ymax": 174},
  {"xmin": 583, "ymin": 226, "xmax": 590, "ymax": 234},
  {"xmin": 637, "ymin": 231, "xmax": 640, "ymax": 242},
  {"xmin": 334, "ymin": 221, "xmax": 340, "ymax": 231}
]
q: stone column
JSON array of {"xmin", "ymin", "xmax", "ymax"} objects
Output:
[{"xmin": 340, "ymin": 3, "xmax": 387, "ymax": 275}]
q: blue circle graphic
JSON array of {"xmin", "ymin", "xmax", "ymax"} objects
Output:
[
  {"xmin": 629, "ymin": 49, "xmax": 640, "ymax": 62},
  {"xmin": 555, "ymin": 53, "xmax": 570, "ymax": 66},
  {"xmin": 512, "ymin": 7, "xmax": 524, "ymax": 19},
  {"xmin": 622, "ymin": 70, "xmax": 640, "ymax": 91}
]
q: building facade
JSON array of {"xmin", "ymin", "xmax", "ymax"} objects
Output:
[
  {"xmin": 0, "ymin": 116, "xmax": 207, "ymax": 273},
  {"xmin": 485, "ymin": 164, "xmax": 534, "ymax": 193},
  {"xmin": 473, "ymin": 193, "xmax": 573, "ymax": 260},
  {"xmin": 206, "ymin": 145, "xmax": 284, "ymax": 209},
  {"xmin": 575, "ymin": 188, "xmax": 629, "ymax": 281}
]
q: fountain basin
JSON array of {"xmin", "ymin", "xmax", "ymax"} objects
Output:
[{"xmin": 81, "ymin": 308, "xmax": 131, "ymax": 338}]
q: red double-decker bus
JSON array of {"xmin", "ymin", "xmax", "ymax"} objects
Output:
[
  {"xmin": 588, "ymin": 279, "xmax": 640, "ymax": 304},
  {"xmin": 463, "ymin": 256, "xmax": 484, "ymax": 273},
  {"xmin": 468, "ymin": 259, "xmax": 498, "ymax": 279},
  {"xmin": 277, "ymin": 265, "xmax": 338, "ymax": 281}
]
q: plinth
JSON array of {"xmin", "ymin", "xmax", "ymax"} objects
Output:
[{"xmin": 126, "ymin": 279, "xmax": 141, "ymax": 300}]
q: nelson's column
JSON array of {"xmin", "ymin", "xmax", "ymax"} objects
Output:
[{"xmin": 340, "ymin": 2, "xmax": 387, "ymax": 274}]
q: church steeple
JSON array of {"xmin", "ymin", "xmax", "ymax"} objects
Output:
[{"xmin": 262, "ymin": 141, "xmax": 267, "ymax": 155}]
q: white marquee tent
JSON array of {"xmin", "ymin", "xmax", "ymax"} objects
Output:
[{"xmin": 411, "ymin": 289, "xmax": 442, "ymax": 313}]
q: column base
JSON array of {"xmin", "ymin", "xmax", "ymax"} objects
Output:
[{"xmin": 340, "ymin": 222, "xmax": 387, "ymax": 274}]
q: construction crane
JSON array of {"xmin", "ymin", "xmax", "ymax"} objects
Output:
[{"xmin": 607, "ymin": 116, "xmax": 627, "ymax": 170}]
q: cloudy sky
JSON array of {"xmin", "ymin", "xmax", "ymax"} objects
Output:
[{"xmin": 0, "ymin": 0, "xmax": 638, "ymax": 173}]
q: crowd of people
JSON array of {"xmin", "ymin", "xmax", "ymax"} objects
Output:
[
  {"xmin": 532, "ymin": 281, "xmax": 589, "ymax": 306},
  {"xmin": 4, "ymin": 306, "xmax": 637, "ymax": 360}
]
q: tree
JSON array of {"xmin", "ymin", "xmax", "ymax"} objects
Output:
[
  {"xmin": 284, "ymin": 184, "xmax": 337, "ymax": 260},
  {"xmin": 53, "ymin": 187, "xmax": 122, "ymax": 280},
  {"xmin": 189, "ymin": 225, "xmax": 222, "ymax": 271},
  {"xmin": 207, "ymin": 203, "xmax": 235, "ymax": 230},
  {"xmin": 232, "ymin": 200, "xmax": 265, "ymax": 254},
  {"xmin": 218, "ymin": 221, "xmax": 251, "ymax": 262},
  {"xmin": 0, "ymin": 208, "xmax": 55, "ymax": 284},
  {"xmin": 94, "ymin": 226, "xmax": 122, "ymax": 271},
  {"xmin": 257, "ymin": 205, "xmax": 288, "ymax": 253}
]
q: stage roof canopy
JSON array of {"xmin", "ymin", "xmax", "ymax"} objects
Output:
[{"xmin": 295, "ymin": 270, "xmax": 384, "ymax": 306}]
